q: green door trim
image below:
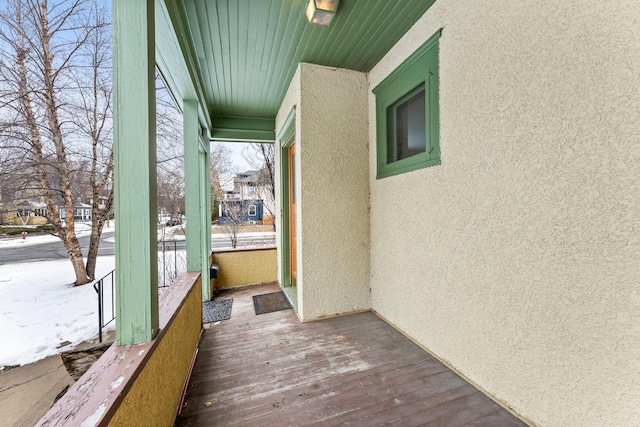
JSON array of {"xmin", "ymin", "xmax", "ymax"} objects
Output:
[{"xmin": 278, "ymin": 107, "xmax": 296, "ymax": 293}]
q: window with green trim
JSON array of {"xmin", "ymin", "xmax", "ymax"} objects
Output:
[{"xmin": 373, "ymin": 29, "xmax": 441, "ymax": 179}]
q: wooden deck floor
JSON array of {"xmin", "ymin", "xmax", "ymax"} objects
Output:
[{"xmin": 176, "ymin": 283, "xmax": 527, "ymax": 426}]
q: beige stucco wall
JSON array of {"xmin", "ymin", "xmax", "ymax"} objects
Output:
[
  {"xmin": 368, "ymin": 1, "xmax": 640, "ymax": 425},
  {"xmin": 276, "ymin": 63, "xmax": 371, "ymax": 321},
  {"xmin": 212, "ymin": 248, "xmax": 277, "ymax": 289}
]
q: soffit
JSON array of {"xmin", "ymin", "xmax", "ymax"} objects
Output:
[{"xmin": 163, "ymin": 0, "xmax": 436, "ymax": 138}]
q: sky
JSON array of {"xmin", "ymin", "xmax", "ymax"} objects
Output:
[{"xmin": 217, "ymin": 142, "xmax": 253, "ymax": 173}]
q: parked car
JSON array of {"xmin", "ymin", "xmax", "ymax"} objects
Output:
[{"xmin": 166, "ymin": 217, "xmax": 182, "ymax": 226}]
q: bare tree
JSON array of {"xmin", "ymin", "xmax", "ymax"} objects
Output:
[
  {"xmin": 243, "ymin": 143, "xmax": 275, "ymax": 229},
  {"xmin": 70, "ymin": 0, "xmax": 112, "ymax": 280},
  {"xmin": 220, "ymin": 199, "xmax": 247, "ymax": 248},
  {"xmin": 156, "ymin": 77, "xmax": 184, "ymax": 219},
  {"xmin": 0, "ymin": 0, "xmax": 110, "ymax": 284},
  {"xmin": 210, "ymin": 142, "xmax": 234, "ymax": 220}
]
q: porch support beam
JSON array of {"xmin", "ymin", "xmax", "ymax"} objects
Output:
[
  {"xmin": 211, "ymin": 115, "xmax": 276, "ymax": 142},
  {"xmin": 184, "ymin": 99, "xmax": 202, "ymax": 274},
  {"xmin": 113, "ymin": 0, "xmax": 158, "ymax": 345},
  {"xmin": 199, "ymin": 134, "xmax": 212, "ymax": 300}
]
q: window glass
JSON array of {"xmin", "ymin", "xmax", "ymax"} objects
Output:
[{"xmin": 387, "ymin": 84, "xmax": 426, "ymax": 162}]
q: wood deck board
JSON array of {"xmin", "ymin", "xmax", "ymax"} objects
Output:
[{"xmin": 176, "ymin": 284, "xmax": 527, "ymax": 427}]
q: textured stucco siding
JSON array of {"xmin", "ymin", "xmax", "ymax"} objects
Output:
[
  {"xmin": 276, "ymin": 63, "xmax": 371, "ymax": 321},
  {"xmin": 368, "ymin": 1, "xmax": 640, "ymax": 426},
  {"xmin": 108, "ymin": 275, "xmax": 202, "ymax": 426},
  {"xmin": 212, "ymin": 248, "xmax": 277, "ymax": 289}
]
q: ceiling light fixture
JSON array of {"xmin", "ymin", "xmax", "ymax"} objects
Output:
[{"xmin": 306, "ymin": 0, "xmax": 339, "ymax": 27}]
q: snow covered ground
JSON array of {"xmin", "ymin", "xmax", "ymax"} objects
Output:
[
  {"xmin": 0, "ymin": 223, "xmax": 272, "ymax": 369},
  {"xmin": 0, "ymin": 256, "xmax": 116, "ymax": 369}
]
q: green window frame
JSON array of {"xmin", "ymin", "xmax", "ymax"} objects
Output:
[{"xmin": 373, "ymin": 29, "xmax": 441, "ymax": 179}]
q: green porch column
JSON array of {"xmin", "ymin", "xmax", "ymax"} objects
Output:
[
  {"xmin": 184, "ymin": 100, "xmax": 211, "ymax": 301},
  {"xmin": 200, "ymin": 142, "xmax": 211, "ymax": 300},
  {"xmin": 113, "ymin": 0, "xmax": 158, "ymax": 345},
  {"xmin": 183, "ymin": 100, "xmax": 202, "ymax": 273}
]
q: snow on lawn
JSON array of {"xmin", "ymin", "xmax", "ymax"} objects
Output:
[{"xmin": 0, "ymin": 256, "xmax": 116, "ymax": 369}]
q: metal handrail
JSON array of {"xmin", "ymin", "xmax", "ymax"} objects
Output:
[
  {"xmin": 92, "ymin": 241, "xmax": 181, "ymax": 342},
  {"xmin": 93, "ymin": 269, "xmax": 116, "ymax": 343}
]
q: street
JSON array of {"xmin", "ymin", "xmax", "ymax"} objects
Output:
[{"xmin": 0, "ymin": 229, "xmax": 275, "ymax": 265}]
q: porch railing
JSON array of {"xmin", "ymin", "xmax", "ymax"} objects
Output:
[
  {"xmin": 93, "ymin": 241, "xmax": 184, "ymax": 342},
  {"xmin": 159, "ymin": 240, "xmax": 178, "ymax": 288},
  {"xmin": 93, "ymin": 269, "xmax": 116, "ymax": 343}
]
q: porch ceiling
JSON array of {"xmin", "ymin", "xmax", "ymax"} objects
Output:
[{"xmin": 160, "ymin": 0, "xmax": 436, "ymax": 141}]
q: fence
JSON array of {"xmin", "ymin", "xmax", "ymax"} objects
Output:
[
  {"xmin": 93, "ymin": 269, "xmax": 116, "ymax": 343},
  {"xmin": 94, "ymin": 240, "xmax": 185, "ymax": 342}
]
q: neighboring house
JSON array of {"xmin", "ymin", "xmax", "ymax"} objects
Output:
[
  {"xmin": 233, "ymin": 169, "xmax": 276, "ymax": 223},
  {"xmin": 233, "ymin": 170, "xmax": 261, "ymax": 199},
  {"xmin": 218, "ymin": 171, "xmax": 272, "ymax": 224},
  {"xmin": 45, "ymin": 2, "xmax": 639, "ymax": 426},
  {"xmin": 218, "ymin": 198, "xmax": 264, "ymax": 225},
  {"xmin": 2, "ymin": 200, "xmax": 48, "ymax": 225},
  {"xmin": 58, "ymin": 202, "xmax": 92, "ymax": 221}
]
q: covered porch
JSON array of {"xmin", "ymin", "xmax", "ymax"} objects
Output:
[
  {"xmin": 176, "ymin": 283, "xmax": 525, "ymax": 426},
  {"xmin": 37, "ymin": 0, "xmax": 640, "ymax": 425}
]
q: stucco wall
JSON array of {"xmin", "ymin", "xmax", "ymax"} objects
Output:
[
  {"xmin": 368, "ymin": 1, "xmax": 640, "ymax": 425},
  {"xmin": 276, "ymin": 63, "xmax": 371, "ymax": 321},
  {"xmin": 212, "ymin": 248, "xmax": 277, "ymax": 289}
]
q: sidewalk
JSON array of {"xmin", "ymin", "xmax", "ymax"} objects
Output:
[{"xmin": 0, "ymin": 355, "xmax": 74, "ymax": 427}]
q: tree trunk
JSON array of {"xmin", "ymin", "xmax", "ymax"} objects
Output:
[
  {"xmin": 40, "ymin": 0, "xmax": 89, "ymax": 285},
  {"xmin": 86, "ymin": 193, "xmax": 113, "ymax": 280},
  {"xmin": 85, "ymin": 220, "xmax": 103, "ymax": 280}
]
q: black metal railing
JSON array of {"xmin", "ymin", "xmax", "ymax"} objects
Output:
[
  {"xmin": 159, "ymin": 240, "xmax": 179, "ymax": 288},
  {"xmin": 93, "ymin": 269, "xmax": 116, "ymax": 343},
  {"xmin": 92, "ymin": 241, "xmax": 184, "ymax": 341}
]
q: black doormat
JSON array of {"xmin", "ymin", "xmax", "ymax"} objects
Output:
[
  {"xmin": 253, "ymin": 291, "xmax": 292, "ymax": 315},
  {"xmin": 202, "ymin": 299, "xmax": 233, "ymax": 323}
]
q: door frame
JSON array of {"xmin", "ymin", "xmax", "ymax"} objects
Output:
[{"xmin": 278, "ymin": 108, "xmax": 296, "ymax": 289}]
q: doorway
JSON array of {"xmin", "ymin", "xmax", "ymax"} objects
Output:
[
  {"xmin": 279, "ymin": 108, "xmax": 297, "ymax": 311},
  {"xmin": 288, "ymin": 144, "xmax": 297, "ymax": 286}
]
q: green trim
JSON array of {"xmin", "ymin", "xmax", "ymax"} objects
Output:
[
  {"xmin": 277, "ymin": 107, "xmax": 296, "ymax": 143},
  {"xmin": 184, "ymin": 99, "xmax": 202, "ymax": 273},
  {"xmin": 210, "ymin": 129, "xmax": 276, "ymax": 142},
  {"xmin": 199, "ymin": 144, "xmax": 211, "ymax": 301},
  {"xmin": 278, "ymin": 108, "xmax": 295, "ymax": 294},
  {"xmin": 374, "ymin": 29, "xmax": 441, "ymax": 180},
  {"xmin": 211, "ymin": 115, "xmax": 276, "ymax": 142},
  {"xmin": 159, "ymin": 0, "xmax": 211, "ymax": 130},
  {"xmin": 113, "ymin": 0, "xmax": 158, "ymax": 345},
  {"xmin": 282, "ymin": 284, "xmax": 298, "ymax": 313}
]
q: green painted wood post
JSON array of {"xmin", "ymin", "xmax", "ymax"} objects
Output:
[
  {"xmin": 200, "ymin": 144, "xmax": 211, "ymax": 300},
  {"xmin": 113, "ymin": 0, "xmax": 158, "ymax": 345},
  {"xmin": 184, "ymin": 99, "xmax": 202, "ymax": 275}
]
